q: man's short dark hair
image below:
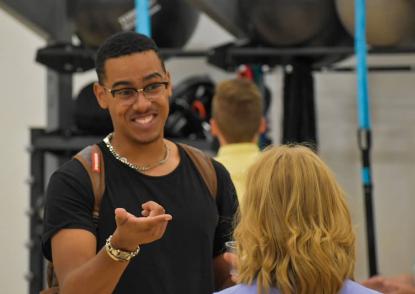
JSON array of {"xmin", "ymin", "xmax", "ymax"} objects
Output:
[{"xmin": 95, "ymin": 31, "xmax": 165, "ymax": 83}]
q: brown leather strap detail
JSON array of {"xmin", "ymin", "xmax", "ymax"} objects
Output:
[
  {"xmin": 73, "ymin": 144, "xmax": 105, "ymax": 223},
  {"xmin": 46, "ymin": 261, "xmax": 58, "ymax": 288},
  {"xmin": 40, "ymin": 286, "xmax": 59, "ymax": 294},
  {"xmin": 43, "ymin": 145, "xmax": 105, "ymax": 292},
  {"xmin": 179, "ymin": 143, "xmax": 217, "ymax": 199}
]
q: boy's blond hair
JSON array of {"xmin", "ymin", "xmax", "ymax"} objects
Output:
[{"xmin": 212, "ymin": 79, "xmax": 262, "ymax": 143}]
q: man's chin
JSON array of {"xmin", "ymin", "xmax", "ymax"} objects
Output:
[{"xmin": 132, "ymin": 133, "xmax": 163, "ymax": 146}]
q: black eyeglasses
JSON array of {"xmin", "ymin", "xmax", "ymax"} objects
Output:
[{"xmin": 103, "ymin": 81, "xmax": 169, "ymax": 106}]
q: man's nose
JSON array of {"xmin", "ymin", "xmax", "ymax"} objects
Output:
[{"xmin": 131, "ymin": 91, "xmax": 152, "ymax": 110}]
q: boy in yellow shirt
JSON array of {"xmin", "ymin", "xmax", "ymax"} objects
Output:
[{"xmin": 211, "ymin": 78, "xmax": 266, "ymax": 202}]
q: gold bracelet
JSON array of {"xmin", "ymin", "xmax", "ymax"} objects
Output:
[{"xmin": 105, "ymin": 235, "xmax": 140, "ymax": 262}]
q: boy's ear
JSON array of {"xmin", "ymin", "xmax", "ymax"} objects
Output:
[
  {"xmin": 93, "ymin": 82, "xmax": 109, "ymax": 109},
  {"xmin": 258, "ymin": 117, "xmax": 267, "ymax": 134},
  {"xmin": 210, "ymin": 118, "xmax": 219, "ymax": 137}
]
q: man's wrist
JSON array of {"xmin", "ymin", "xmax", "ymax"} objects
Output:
[{"xmin": 105, "ymin": 235, "xmax": 140, "ymax": 262}]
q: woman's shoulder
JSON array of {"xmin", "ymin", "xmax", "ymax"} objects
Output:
[
  {"xmin": 213, "ymin": 284, "xmax": 255, "ymax": 294},
  {"xmin": 214, "ymin": 283, "xmax": 280, "ymax": 294},
  {"xmin": 340, "ymin": 279, "xmax": 382, "ymax": 294}
]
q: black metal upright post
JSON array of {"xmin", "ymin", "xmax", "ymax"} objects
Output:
[
  {"xmin": 358, "ymin": 128, "xmax": 377, "ymax": 276},
  {"xmin": 28, "ymin": 129, "xmax": 46, "ymax": 294}
]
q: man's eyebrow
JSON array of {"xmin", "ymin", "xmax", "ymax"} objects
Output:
[
  {"xmin": 142, "ymin": 72, "xmax": 163, "ymax": 81},
  {"xmin": 111, "ymin": 81, "xmax": 133, "ymax": 88},
  {"xmin": 110, "ymin": 72, "xmax": 164, "ymax": 88}
]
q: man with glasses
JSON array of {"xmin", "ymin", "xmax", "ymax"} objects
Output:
[{"xmin": 42, "ymin": 31, "xmax": 237, "ymax": 294}]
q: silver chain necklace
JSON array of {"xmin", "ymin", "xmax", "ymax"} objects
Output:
[{"xmin": 103, "ymin": 133, "xmax": 170, "ymax": 173}]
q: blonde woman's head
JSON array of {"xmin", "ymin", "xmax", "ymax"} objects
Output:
[{"xmin": 234, "ymin": 144, "xmax": 355, "ymax": 294}]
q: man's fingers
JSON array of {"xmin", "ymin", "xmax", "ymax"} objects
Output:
[
  {"xmin": 223, "ymin": 252, "xmax": 239, "ymax": 283},
  {"xmin": 153, "ymin": 219, "xmax": 169, "ymax": 237},
  {"xmin": 112, "ymin": 206, "xmax": 172, "ymax": 247},
  {"xmin": 223, "ymin": 252, "xmax": 237, "ymax": 267},
  {"xmin": 130, "ymin": 214, "xmax": 172, "ymax": 244},
  {"xmin": 141, "ymin": 201, "xmax": 163, "ymax": 210},
  {"xmin": 139, "ymin": 214, "xmax": 172, "ymax": 233},
  {"xmin": 141, "ymin": 201, "xmax": 165, "ymax": 216},
  {"xmin": 116, "ymin": 206, "xmax": 171, "ymax": 229},
  {"xmin": 114, "ymin": 208, "xmax": 129, "ymax": 226},
  {"xmin": 128, "ymin": 213, "xmax": 172, "ymax": 228},
  {"xmin": 140, "ymin": 214, "xmax": 172, "ymax": 224}
]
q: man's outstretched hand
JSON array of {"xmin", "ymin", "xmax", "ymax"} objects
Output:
[{"xmin": 111, "ymin": 201, "xmax": 172, "ymax": 251}]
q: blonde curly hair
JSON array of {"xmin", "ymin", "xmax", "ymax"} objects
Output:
[{"xmin": 234, "ymin": 145, "xmax": 356, "ymax": 294}]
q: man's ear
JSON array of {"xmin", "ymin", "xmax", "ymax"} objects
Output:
[
  {"xmin": 258, "ymin": 117, "xmax": 267, "ymax": 134},
  {"xmin": 210, "ymin": 118, "xmax": 219, "ymax": 137},
  {"xmin": 93, "ymin": 82, "xmax": 109, "ymax": 109}
]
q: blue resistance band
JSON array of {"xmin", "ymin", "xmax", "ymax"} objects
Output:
[
  {"xmin": 355, "ymin": 0, "xmax": 371, "ymax": 130},
  {"xmin": 135, "ymin": 0, "xmax": 151, "ymax": 36}
]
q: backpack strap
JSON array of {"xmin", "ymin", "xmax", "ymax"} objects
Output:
[
  {"xmin": 46, "ymin": 145, "xmax": 105, "ymax": 290},
  {"xmin": 45, "ymin": 262, "xmax": 59, "ymax": 290},
  {"xmin": 73, "ymin": 144, "xmax": 105, "ymax": 223},
  {"xmin": 179, "ymin": 143, "xmax": 217, "ymax": 199}
]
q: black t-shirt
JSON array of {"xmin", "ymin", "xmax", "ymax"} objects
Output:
[{"xmin": 42, "ymin": 142, "xmax": 238, "ymax": 294}]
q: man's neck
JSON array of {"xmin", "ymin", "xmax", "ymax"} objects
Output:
[{"xmin": 109, "ymin": 132, "xmax": 166, "ymax": 167}]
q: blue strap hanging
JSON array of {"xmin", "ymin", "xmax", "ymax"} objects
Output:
[
  {"xmin": 355, "ymin": 0, "xmax": 378, "ymax": 276},
  {"xmin": 355, "ymin": 0, "xmax": 371, "ymax": 132},
  {"xmin": 135, "ymin": 0, "xmax": 151, "ymax": 36}
]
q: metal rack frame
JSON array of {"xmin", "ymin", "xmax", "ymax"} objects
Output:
[{"xmin": 28, "ymin": 129, "xmax": 101, "ymax": 294}]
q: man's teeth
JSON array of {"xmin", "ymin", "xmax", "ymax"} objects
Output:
[{"xmin": 135, "ymin": 115, "xmax": 153, "ymax": 124}]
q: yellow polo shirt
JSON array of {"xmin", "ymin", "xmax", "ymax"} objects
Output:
[{"xmin": 215, "ymin": 143, "xmax": 261, "ymax": 203}]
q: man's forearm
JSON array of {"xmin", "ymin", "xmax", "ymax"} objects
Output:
[{"xmin": 60, "ymin": 248, "xmax": 130, "ymax": 294}]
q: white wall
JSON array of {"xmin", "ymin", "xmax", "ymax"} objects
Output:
[
  {"xmin": 0, "ymin": 8, "xmax": 46, "ymax": 294},
  {"xmin": 316, "ymin": 65, "xmax": 415, "ymax": 278},
  {"xmin": 1, "ymin": 8, "xmax": 415, "ymax": 293}
]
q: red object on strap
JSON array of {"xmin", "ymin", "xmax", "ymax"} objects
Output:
[{"xmin": 92, "ymin": 150, "xmax": 100, "ymax": 173}]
